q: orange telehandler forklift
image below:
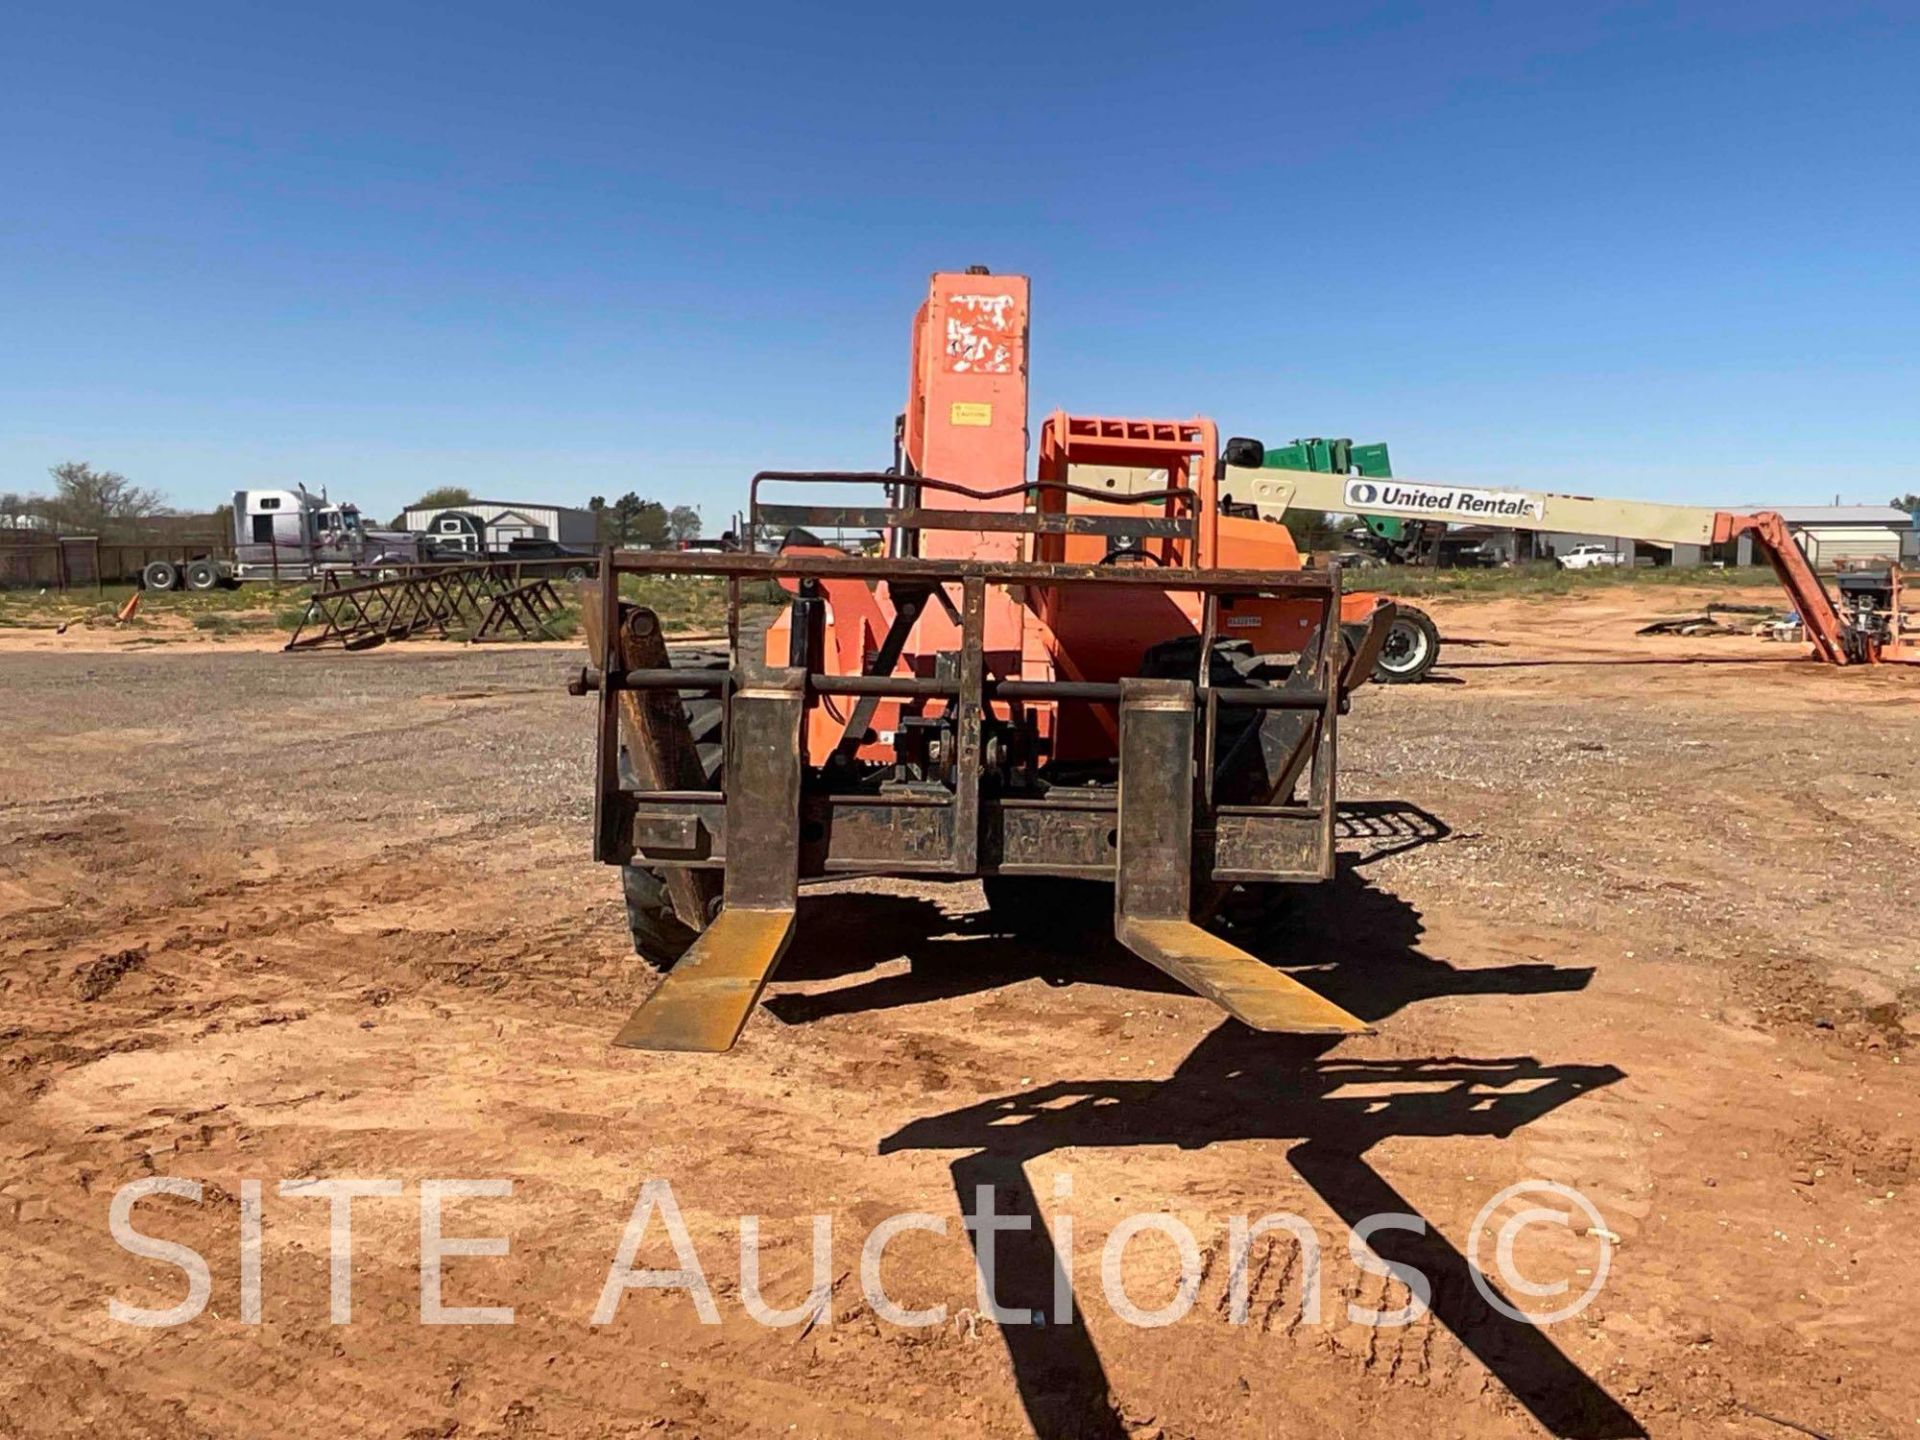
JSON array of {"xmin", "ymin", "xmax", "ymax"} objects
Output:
[{"xmin": 571, "ymin": 269, "xmax": 1401, "ymax": 1051}]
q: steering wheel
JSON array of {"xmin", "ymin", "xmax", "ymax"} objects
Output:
[{"xmin": 1099, "ymin": 543, "xmax": 1167, "ymax": 566}]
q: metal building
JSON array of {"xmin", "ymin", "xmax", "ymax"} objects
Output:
[
  {"xmin": 1730, "ymin": 505, "xmax": 1914, "ymax": 567},
  {"xmin": 400, "ymin": 500, "xmax": 597, "ymax": 555}
]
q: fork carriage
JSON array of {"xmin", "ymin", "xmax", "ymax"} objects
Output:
[{"xmin": 572, "ymin": 467, "xmax": 1393, "ymax": 1052}]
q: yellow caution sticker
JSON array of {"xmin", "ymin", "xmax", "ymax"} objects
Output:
[{"xmin": 949, "ymin": 402, "xmax": 993, "ymax": 427}]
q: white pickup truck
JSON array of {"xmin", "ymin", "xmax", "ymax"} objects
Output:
[{"xmin": 1556, "ymin": 542, "xmax": 1629, "ymax": 571}]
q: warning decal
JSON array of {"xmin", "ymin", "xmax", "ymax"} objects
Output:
[{"xmin": 945, "ymin": 293, "xmax": 1019, "ymax": 374}]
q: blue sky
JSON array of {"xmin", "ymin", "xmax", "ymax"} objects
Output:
[{"xmin": 2, "ymin": 1, "xmax": 1915, "ymax": 524}]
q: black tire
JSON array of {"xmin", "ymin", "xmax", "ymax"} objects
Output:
[
  {"xmin": 142, "ymin": 560, "xmax": 180, "ymax": 592},
  {"xmin": 622, "ymin": 865, "xmax": 701, "ymax": 968},
  {"xmin": 563, "ymin": 564, "xmax": 591, "ymax": 583},
  {"xmin": 620, "ymin": 649, "xmax": 728, "ymax": 970},
  {"xmin": 183, "ymin": 559, "xmax": 220, "ymax": 591},
  {"xmin": 1373, "ymin": 605, "xmax": 1440, "ymax": 685},
  {"xmin": 1137, "ymin": 634, "xmax": 1324, "ymax": 946},
  {"xmin": 1139, "ymin": 633, "xmax": 1277, "ymax": 774}
]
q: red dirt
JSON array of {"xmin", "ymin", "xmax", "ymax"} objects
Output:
[{"xmin": 1, "ymin": 587, "xmax": 1915, "ymax": 1438}]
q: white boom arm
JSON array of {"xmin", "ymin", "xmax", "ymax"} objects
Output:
[
  {"xmin": 1220, "ymin": 465, "xmax": 1719, "ymax": 548},
  {"xmin": 1221, "ymin": 462, "xmax": 1909, "ymax": 667}
]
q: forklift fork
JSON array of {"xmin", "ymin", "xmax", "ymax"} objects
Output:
[
  {"xmin": 1113, "ymin": 678, "xmax": 1370, "ymax": 1036},
  {"xmin": 612, "ymin": 671, "xmax": 804, "ymax": 1052}
]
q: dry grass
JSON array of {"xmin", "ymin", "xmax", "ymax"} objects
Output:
[
  {"xmin": 1359, "ymin": 561, "xmax": 1785, "ymax": 600},
  {"xmin": 0, "ymin": 580, "xmax": 312, "ymax": 632}
]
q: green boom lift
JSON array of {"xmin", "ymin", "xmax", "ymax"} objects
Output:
[
  {"xmin": 1255, "ymin": 437, "xmax": 1443, "ymax": 683},
  {"xmin": 1260, "ymin": 437, "xmax": 1436, "ymax": 563}
]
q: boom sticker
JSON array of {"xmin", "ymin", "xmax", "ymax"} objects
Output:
[{"xmin": 1343, "ymin": 479, "xmax": 1544, "ymax": 521}]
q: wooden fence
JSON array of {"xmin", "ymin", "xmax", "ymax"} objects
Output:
[{"xmin": 0, "ymin": 537, "xmax": 103, "ymax": 592}]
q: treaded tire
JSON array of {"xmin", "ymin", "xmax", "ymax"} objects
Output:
[
  {"xmin": 620, "ymin": 648, "xmax": 727, "ymax": 971},
  {"xmin": 1373, "ymin": 605, "xmax": 1440, "ymax": 685},
  {"xmin": 1140, "ymin": 633, "xmax": 1277, "ymax": 742},
  {"xmin": 622, "ymin": 865, "xmax": 701, "ymax": 970},
  {"xmin": 1137, "ymin": 633, "xmax": 1317, "ymax": 949},
  {"xmin": 184, "ymin": 559, "xmax": 220, "ymax": 591},
  {"xmin": 142, "ymin": 560, "xmax": 180, "ymax": 591}
]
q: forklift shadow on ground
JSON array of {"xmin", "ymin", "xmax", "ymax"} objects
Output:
[
  {"xmin": 761, "ymin": 797, "xmax": 1639, "ymax": 1438},
  {"xmin": 879, "ymin": 1029, "xmax": 1639, "ymax": 1440},
  {"xmin": 763, "ymin": 799, "xmax": 1592, "ymax": 1035}
]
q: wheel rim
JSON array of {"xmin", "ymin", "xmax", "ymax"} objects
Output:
[{"xmin": 1378, "ymin": 618, "xmax": 1432, "ymax": 674}]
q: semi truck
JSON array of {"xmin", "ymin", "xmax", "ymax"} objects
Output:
[{"xmin": 138, "ymin": 487, "xmax": 443, "ymax": 590}]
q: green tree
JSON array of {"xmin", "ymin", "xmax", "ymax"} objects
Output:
[
  {"xmin": 607, "ymin": 492, "xmax": 643, "ymax": 546},
  {"xmin": 598, "ymin": 493, "xmax": 674, "ymax": 547},
  {"xmin": 630, "ymin": 499, "xmax": 670, "ymax": 548},
  {"xmin": 1892, "ymin": 493, "xmax": 1920, "ymax": 516},
  {"xmin": 667, "ymin": 505, "xmax": 702, "ymax": 543},
  {"xmin": 411, "ymin": 486, "xmax": 475, "ymax": 510},
  {"xmin": 598, "ymin": 493, "xmax": 668, "ymax": 547}
]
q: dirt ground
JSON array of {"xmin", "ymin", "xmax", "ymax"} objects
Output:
[{"xmin": 2, "ymin": 584, "xmax": 1916, "ymax": 1440}]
